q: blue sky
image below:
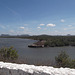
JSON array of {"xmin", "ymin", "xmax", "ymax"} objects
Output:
[{"xmin": 0, "ymin": 0, "xmax": 75, "ymax": 35}]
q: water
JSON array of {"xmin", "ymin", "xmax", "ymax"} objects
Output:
[{"xmin": 0, "ymin": 38, "xmax": 75, "ymax": 65}]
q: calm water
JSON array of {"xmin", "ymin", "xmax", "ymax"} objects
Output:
[{"xmin": 0, "ymin": 38, "xmax": 75, "ymax": 64}]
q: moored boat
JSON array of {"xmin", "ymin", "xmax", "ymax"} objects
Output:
[{"xmin": 28, "ymin": 44, "xmax": 44, "ymax": 48}]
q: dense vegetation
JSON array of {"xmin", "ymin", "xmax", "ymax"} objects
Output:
[
  {"xmin": 55, "ymin": 51, "xmax": 75, "ymax": 68},
  {"xmin": 27, "ymin": 35, "xmax": 75, "ymax": 47},
  {"xmin": 0, "ymin": 47, "xmax": 18, "ymax": 62}
]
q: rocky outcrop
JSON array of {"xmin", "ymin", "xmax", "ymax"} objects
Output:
[{"xmin": 0, "ymin": 62, "xmax": 75, "ymax": 75}]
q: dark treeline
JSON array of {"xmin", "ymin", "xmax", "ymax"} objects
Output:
[
  {"xmin": 25, "ymin": 35, "xmax": 75, "ymax": 47},
  {"xmin": 1, "ymin": 35, "xmax": 75, "ymax": 47}
]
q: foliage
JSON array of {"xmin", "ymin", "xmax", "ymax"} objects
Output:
[
  {"xmin": 70, "ymin": 60, "xmax": 75, "ymax": 68},
  {"xmin": 0, "ymin": 47, "xmax": 18, "ymax": 61},
  {"xmin": 26, "ymin": 35, "xmax": 75, "ymax": 47},
  {"xmin": 55, "ymin": 51, "xmax": 75, "ymax": 68},
  {"xmin": 55, "ymin": 51, "xmax": 70, "ymax": 67}
]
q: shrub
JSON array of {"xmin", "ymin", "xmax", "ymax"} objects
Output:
[
  {"xmin": 69, "ymin": 59, "xmax": 75, "ymax": 68},
  {"xmin": 0, "ymin": 46, "xmax": 18, "ymax": 61},
  {"xmin": 55, "ymin": 51, "xmax": 71, "ymax": 68}
]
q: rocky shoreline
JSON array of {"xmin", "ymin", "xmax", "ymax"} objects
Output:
[{"xmin": 0, "ymin": 62, "xmax": 75, "ymax": 75}]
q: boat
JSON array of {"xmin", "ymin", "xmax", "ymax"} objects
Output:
[
  {"xmin": 28, "ymin": 40, "xmax": 46, "ymax": 48},
  {"xmin": 28, "ymin": 44, "xmax": 44, "ymax": 48}
]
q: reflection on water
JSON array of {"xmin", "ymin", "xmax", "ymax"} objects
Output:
[{"xmin": 0, "ymin": 38, "xmax": 75, "ymax": 64}]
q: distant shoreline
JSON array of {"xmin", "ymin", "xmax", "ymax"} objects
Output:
[{"xmin": 1, "ymin": 35, "xmax": 75, "ymax": 47}]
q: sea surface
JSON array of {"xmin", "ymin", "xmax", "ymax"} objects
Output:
[{"xmin": 0, "ymin": 38, "xmax": 75, "ymax": 65}]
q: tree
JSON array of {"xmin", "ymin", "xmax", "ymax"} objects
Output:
[
  {"xmin": 0, "ymin": 47, "xmax": 18, "ymax": 61},
  {"xmin": 55, "ymin": 51, "xmax": 71, "ymax": 68}
]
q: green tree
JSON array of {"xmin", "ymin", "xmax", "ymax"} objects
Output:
[
  {"xmin": 0, "ymin": 47, "xmax": 18, "ymax": 61},
  {"xmin": 55, "ymin": 51, "xmax": 71, "ymax": 68},
  {"xmin": 69, "ymin": 60, "xmax": 75, "ymax": 68}
]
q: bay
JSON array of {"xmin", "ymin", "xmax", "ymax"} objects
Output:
[{"xmin": 0, "ymin": 38, "xmax": 75, "ymax": 65}]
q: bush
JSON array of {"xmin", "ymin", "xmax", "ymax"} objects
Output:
[
  {"xmin": 55, "ymin": 51, "xmax": 75, "ymax": 68},
  {"xmin": 0, "ymin": 47, "xmax": 18, "ymax": 61},
  {"xmin": 69, "ymin": 60, "xmax": 75, "ymax": 68},
  {"xmin": 55, "ymin": 51, "xmax": 71, "ymax": 68}
]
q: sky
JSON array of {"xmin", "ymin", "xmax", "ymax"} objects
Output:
[{"xmin": 0, "ymin": 0, "xmax": 75, "ymax": 35}]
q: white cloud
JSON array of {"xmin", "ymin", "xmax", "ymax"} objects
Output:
[
  {"xmin": 68, "ymin": 25, "xmax": 72, "ymax": 27},
  {"xmin": 61, "ymin": 19, "xmax": 65, "ymax": 22},
  {"xmin": 64, "ymin": 28, "xmax": 67, "ymax": 30},
  {"xmin": 37, "ymin": 27, "xmax": 41, "ymax": 29},
  {"xmin": 11, "ymin": 27, "xmax": 32, "ymax": 35},
  {"xmin": 40, "ymin": 24, "xmax": 45, "ymax": 26},
  {"xmin": 47, "ymin": 24, "xmax": 56, "ymax": 27},
  {"xmin": 19, "ymin": 27, "xmax": 25, "ymax": 29}
]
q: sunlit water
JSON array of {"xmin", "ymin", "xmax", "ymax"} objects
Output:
[{"xmin": 0, "ymin": 38, "xmax": 75, "ymax": 65}]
